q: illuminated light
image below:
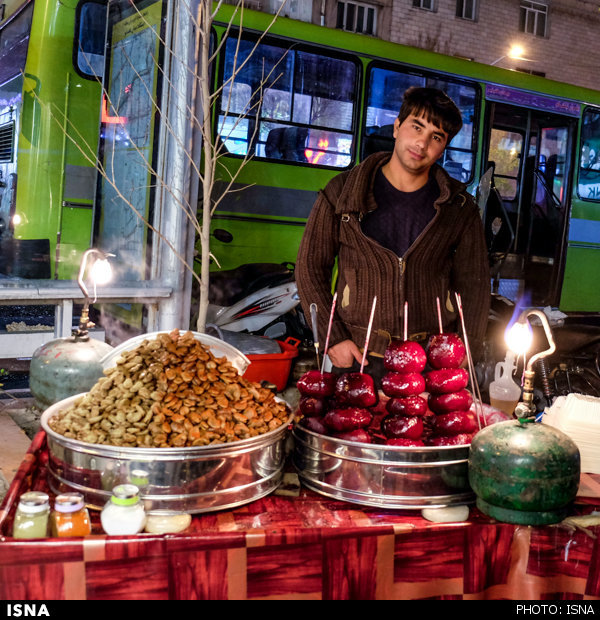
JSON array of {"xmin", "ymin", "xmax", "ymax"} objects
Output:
[
  {"xmin": 305, "ymin": 138, "xmax": 329, "ymax": 164},
  {"xmin": 508, "ymin": 44, "xmax": 525, "ymax": 60},
  {"xmin": 12, "ymin": 213, "xmax": 21, "ymax": 226},
  {"xmin": 89, "ymin": 257, "xmax": 113, "ymax": 286},
  {"xmin": 101, "ymin": 97, "xmax": 126, "ymax": 124},
  {"xmin": 505, "ymin": 320, "xmax": 533, "ymax": 356}
]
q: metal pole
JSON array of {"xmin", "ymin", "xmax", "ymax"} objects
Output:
[{"xmin": 152, "ymin": 0, "xmax": 201, "ymax": 331}]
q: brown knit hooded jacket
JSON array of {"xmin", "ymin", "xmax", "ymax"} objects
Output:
[{"xmin": 296, "ymin": 151, "xmax": 490, "ymax": 361}]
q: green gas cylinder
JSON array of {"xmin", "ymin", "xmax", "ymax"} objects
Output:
[
  {"xmin": 29, "ymin": 334, "xmax": 113, "ymax": 410},
  {"xmin": 468, "ymin": 418, "xmax": 580, "ymax": 525}
]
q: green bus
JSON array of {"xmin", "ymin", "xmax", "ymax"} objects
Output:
[
  {"xmin": 5, "ymin": 0, "xmax": 600, "ymax": 324},
  {"xmin": 0, "ymin": 0, "xmax": 106, "ymax": 280},
  {"xmin": 205, "ymin": 4, "xmax": 600, "ymax": 315}
]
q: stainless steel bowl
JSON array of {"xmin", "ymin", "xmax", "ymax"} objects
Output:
[
  {"xmin": 292, "ymin": 424, "xmax": 474, "ymax": 509},
  {"xmin": 41, "ymin": 394, "xmax": 292, "ymax": 513}
]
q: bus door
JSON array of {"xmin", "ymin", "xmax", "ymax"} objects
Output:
[{"xmin": 484, "ymin": 94, "xmax": 576, "ymax": 307}]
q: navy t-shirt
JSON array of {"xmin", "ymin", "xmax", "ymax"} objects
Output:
[{"xmin": 361, "ymin": 168, "xmax": 439, "ymax": 257}]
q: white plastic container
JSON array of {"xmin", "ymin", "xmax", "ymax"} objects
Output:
[
  {"xmin": 489, "ymin": 352, "xmax": 521, "ymax": 416},
  {"xmin": 101, "ymin": 484, "xmax": 146, "ymax": 535}
]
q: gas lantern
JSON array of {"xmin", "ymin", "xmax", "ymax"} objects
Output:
[
  {"xmin": 468, "ymin": 308, "xmax": 580, "ymax": 525},
  {"xmin": 29, "ymin": 249, "xmax": 115, "ymax": 409}
]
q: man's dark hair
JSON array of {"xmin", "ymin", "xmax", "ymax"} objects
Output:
[{"xmin": 398, "ymin": 87, "xmax": 463, "ymax": 142}]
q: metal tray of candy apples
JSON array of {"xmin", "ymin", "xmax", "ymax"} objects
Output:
[
  {"xmin": 292, "ymin": 421, "xmax": 474, "ymax": 510},
  {"xmin": 40, "ymin": 330, "xmax": 294, "ymax": 514},
  {"xmin": 291, "ymin": 334, "xmax": 478, "ymax": 510}
]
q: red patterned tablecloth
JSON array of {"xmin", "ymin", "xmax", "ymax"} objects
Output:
[{"xmin": 1, "ymin": 431, "xmax": 599, "ymax": 600}]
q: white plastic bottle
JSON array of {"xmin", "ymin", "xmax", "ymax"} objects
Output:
[
  {"xmin": 489, "ymin": 351, "xmax": 522, "ymax": 416},
  {"xmin": 101, "ymin": 484, "xmax": 146, "ymax": 535}
]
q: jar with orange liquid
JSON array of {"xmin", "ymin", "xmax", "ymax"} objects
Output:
[{"xmin": 51, "ymin": 492, "xmax": 92, "ymax": 537}]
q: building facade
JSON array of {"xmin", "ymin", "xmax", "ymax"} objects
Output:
[{"xmin": 235, "ymin": 0, "xmax": 600, "ymax": 92}]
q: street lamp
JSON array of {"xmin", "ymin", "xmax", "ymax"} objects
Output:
[{"xmin": 491, "ymin": 44, "xmax": 528, "ymax": 66}]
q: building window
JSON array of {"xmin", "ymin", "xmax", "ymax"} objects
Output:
[
  {"xmin": 519, "ymin": 1, "xmax": 548, "ymax": 37},
  {"xmin": 456, "ymin": 0, "xmax": 477, "ymax": 21},
  {"xmin": 336, "ymin": 1, "xmax": 377, "ymax": 35},
  {"xmin": 412, "ymin": 0, "xmax": 435, "ymax": 11}
]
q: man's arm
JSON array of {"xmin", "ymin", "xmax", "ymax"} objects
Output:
[
  {"xmin": 296, "ymin": 179, "xmax": 354, "ymax": 360},
  {"xmin": 451, "ymin": 202, "xmax": 491, "ymax": 362}
]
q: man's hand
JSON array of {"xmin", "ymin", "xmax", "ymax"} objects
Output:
[{"xmin": 327, "ymin": 340, "xmax": 366, "ymax": 368}]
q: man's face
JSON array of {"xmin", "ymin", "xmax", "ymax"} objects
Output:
[{"xmin": 391, "ymin": 113, "xmax": 449, "ymax": 177}]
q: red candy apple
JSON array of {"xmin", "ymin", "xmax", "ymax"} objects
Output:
[
  {"xmin": 381, "ymin": 372, "xmax": 426, "ymax": 398},
  {"xmin": 297, "ymin": 370, "xmax": 336, "ymax": 398},
  {"xmin": 428, "ymin": 389, "xmax": 473, "ymax": 414},
  {"xmin": 385, "ymin": 395, "xmax": 428, "ymax": 417},
  {"xmin": 427, "ymin": 433, "xmax": 474, "ymax": 446},
  {"xmin": 384, "ymin": 339, "xmax": 427, "ymax": 373},
  {"xmin": 381, "ymin": 413, "xmax": 424, "ymax": 440},
  {"xmin": 298, "ymin": 396, "xmax": 329, "ymax": 418},
  {"xmin": 334, "ymin": 372, "xmax": 378, "ymax": 407},
  {"xmin": 424, "ymin": 368, "xmax": 469, "ymax": 394},
  {"xmin": 385, "ymin": 437, "xmax": 425, "ymax": 447},
  {"xmin": 323, "ymin": 407, "xmax": 373, "ymax": 432},
  {"xmin": 433, "ymin": 410, "xmax": 478, "ymax": 435},
  {"xmin": 427, "ymin": 333, "xmax": 466, "ymax": 369},
  {"xmin": 333, "ymin": 428, "xmax": 373, "ymax": 444}
]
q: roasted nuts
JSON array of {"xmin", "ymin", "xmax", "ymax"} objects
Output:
[{"xmin": 48, "ymin": 330, "xmax": 289, "ymax": 448}]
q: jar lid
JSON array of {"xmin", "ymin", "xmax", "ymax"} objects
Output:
[
  {"xmin": 54, "ymin": 492, "xmax": 85, "ymax": 513},
  {"xmin": 110, "ymin": 484, "xmax": 141, "ymax": 506},
  {"xmin": 17, "ymin": 492, "xmax": 50, "ymax": 513},
  {"xmin": 129, "ymin": 469, "xmax": 149, "ymax": 486}
]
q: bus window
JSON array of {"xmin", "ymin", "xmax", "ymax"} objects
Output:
[
  {"xmin": 75, "ymin": 1, "xmax": 107, "ymax": 79},
  {"xmin": 217, "ymin": 35, "xmax": 358, "ymax": 168},
  {"xmin": 0, "ymin": 3, "xmax": 33, "ymax": 86},
  {"xmin": 362, "ymin": 65, "xmax": 478, "ymax": 182},
  {"xmin": 488, "ymin": 128, "xmax": 523, "ymax": 200},
  {"xmin": 578, "ymin": 107, "xmax": 600, "ymax": 201},
  {"xmin": 536, "ymin": 126, "xmax": 567, "ymax": 207},
  {"xmin": 0, "ymin": 3, "xmax": 33, "ymax": 238}
]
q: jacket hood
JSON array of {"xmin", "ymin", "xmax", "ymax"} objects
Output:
[{"xmin": 333, "ymin": 151, "xmax": 468, "ymax": 215}]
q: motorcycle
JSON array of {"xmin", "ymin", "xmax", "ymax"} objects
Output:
[{"xmin": 201, "ymin": 262, "xmax": 312, "ymax": 351}]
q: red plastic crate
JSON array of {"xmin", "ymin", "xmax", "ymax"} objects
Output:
[{"xmin": 242, "ymin": 337, "xmax": 300, "ymax": 391}]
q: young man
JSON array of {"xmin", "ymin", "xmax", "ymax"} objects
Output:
[{"xmin": 296, "ymin": 87, "xmax": 490, "ymax": 377}]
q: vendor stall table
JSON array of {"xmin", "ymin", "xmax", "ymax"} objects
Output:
[{"xmin": 1, "ymin": 431, "xmax": 600, "ymax": 601}]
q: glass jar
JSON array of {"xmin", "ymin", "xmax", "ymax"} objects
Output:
[
  {"xmin": 144, "ymin": 510, "xmax": 192, "ymax": 534},
  {"xmin": 13, "ymin": 492, "xmax": 50, "ymax": 539},
  {"xmin": 51, "ymin": 492, "xmax": 92, "ymax": 537},
  {"xmin": 101, "ymin": 484, "xmax": 146, "ymax": 536}
]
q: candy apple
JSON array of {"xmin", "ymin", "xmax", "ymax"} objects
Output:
[
  {"xmin": 334, "ymin": 372, "xmax": 378, "ymax": 407},
  {"xmin": 323, "ymin": 407, "xmax": 373, "ymax": 432},
  {"xmin": 381, "ymin": 372, "xmax": 426, "ymax": 398},
  {"xmin": 381, "ymin": 413, "xmax": 424, "ymax": 440},
  {"xmin": 385, "ymin": 395, "xmax": 428, "ymax": 417},
  {"xmin": 428, "ymin": 389, "xmax": 473, "ymax": 414},
  {"xmin": 384, "ymin": 339, "xmax": 427, "ymax": 373},
  {"xmin": 427, "ymin": 333, "xmax": 466, "ymax": 369},
  {"xmin": 297, "ymin": 370, "xmax": 336, "ymax": 397},
  {"xmin": 424, "ymin": 368, "xmax": 469, "ymax": 394}
]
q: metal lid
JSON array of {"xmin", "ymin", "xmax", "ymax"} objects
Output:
[
  {"xmin": 110, "ymin": 484, "xmax": 141, "ymax": 506},
  {"xmin": 17, "ymin": 492, "xmax": 50, "ymax": 513},
  {"xmin": 54, "ymin": 492, "xmax": 85, "ymax": 513}
]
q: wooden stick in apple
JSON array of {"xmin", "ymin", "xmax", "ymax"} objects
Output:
[{"xmin": 320, "ymin": 292, "xmax": 337, "ymax": 374}]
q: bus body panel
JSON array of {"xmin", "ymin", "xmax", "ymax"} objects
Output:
[{"xmin": 0, "ymin": 0, "xmax": 102, "ymax": 279}]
